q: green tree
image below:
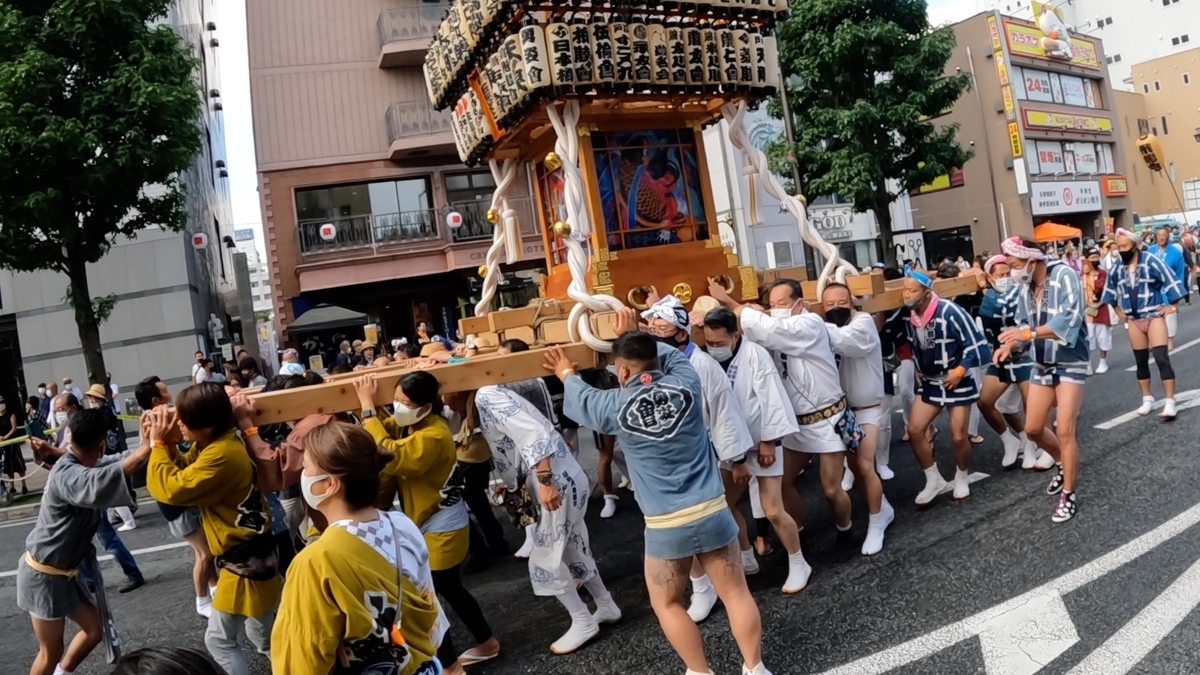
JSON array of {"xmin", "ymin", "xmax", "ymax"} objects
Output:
[
  {"xmin": 0, "ymin": 0, "xmax": 202, "ymax": 386},
  {"xmin": 768, "ymin": 0, "xmax": 973, "ymax": 266}
]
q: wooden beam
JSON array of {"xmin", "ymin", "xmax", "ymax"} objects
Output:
[
  {"xmin": 247, "ymin": 343, "xmax": 598, "ymax": 425},
  {"xmin": 801, "ymin": 273, "xmax": 884, "ymax": 300}
]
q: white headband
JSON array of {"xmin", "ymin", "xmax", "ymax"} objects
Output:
[{"xmin": 1001, "ymin": 236, "xmax": 1047, "ymax": 261}]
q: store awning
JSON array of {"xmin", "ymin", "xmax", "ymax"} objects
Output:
[
  {"xmin": 1034, "ymin": 222, "xmax": 1083, "ymax": 242},
  {"xmin": 287, "ymin": 304, "xmax": 368, "ymax": 333}
]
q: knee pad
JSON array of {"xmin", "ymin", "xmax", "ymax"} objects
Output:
[
  {"xmin": 1134, "ymin": 348, "xmax": 1151, "ymax": 380},
  {"xmin": 1152, "ymin": 345, "xmax": 1175, "ymax": 381}
]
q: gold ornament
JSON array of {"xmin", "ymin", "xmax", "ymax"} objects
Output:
[
  {"xmin": 486, "ymin": 208, "xmax": 499, "ymax": 223},
  {"xmin": 552, "ymin": 221, "xmax": 572, "ymax": 238},
  {"xmin": 795, "ymin": 194, "xmax": 808, "ymax": 207},
  {"xmin": 477, "ymin": 265, "xmax": 489, "ymax": 278},
  {"xmin": 672, "ymin": 282, "xmax": 693, "ymax": 304},
  {"xmin": 544, "ymin": 151, "xmax": 562, "ymax": 172}
]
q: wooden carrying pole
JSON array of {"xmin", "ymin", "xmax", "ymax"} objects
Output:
[{"xmin": 247, "ymin": 343, "xmax": 598, "ymax": 425}]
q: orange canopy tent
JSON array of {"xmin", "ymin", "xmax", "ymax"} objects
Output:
[{"xmin": 1034, "ymin": 222, "xmax": 1083, "ymax": 242}]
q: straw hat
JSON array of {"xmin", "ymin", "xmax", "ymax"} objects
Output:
[
  {"xmin": 356, "ymin": 341, "xmax": 377, "ymax": 355},
  {"xmin": 85, "ymin": 383, "xmax": 108, "ymax": 400}
]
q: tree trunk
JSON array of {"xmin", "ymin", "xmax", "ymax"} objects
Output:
[
  {"xmin": 874, "ymin": 185, "xmax": 899, "ymax": 268},
  {"xmin": 64, "ymin": 244, "xmax": 107, "ymax": 386}
]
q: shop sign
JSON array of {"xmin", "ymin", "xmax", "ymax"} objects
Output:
[
  {"xmin": 1008, "ymin": 122, "xmax": 1023, "ymax": 157},
  {"xmin": 912, "ymin": 168, "xmax": 965, "ymax": 196},
  {"xmin": 1001, "ymin": 85, "xmax": 1016, "ymax": 121},
  {"xmin": 1031, "ymin": 180, "xmax": 1102, "ymax": 216},
  {"xmin": 995, "ymin": 55, "xmax": 1010, "ymax": 86},
  {"xmin": 1103, "ymin": 175, "xmax": 1129, "ymax": 197},
  {"xmin": 988, "ymin": 16, "xmax": 1002, "ymax": 51},
  {"xmin": 1003, "ymin": 18, "xmax": 1100, "ymax": 70},
  {"xmin": 1023, "ymin": 109, "xmax": 1113, "ymax": 134},
  {"xmin": 808, "ymin": 205, "xmax": 877, "ymax": 242}
]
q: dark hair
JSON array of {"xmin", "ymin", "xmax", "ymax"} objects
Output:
[
  {"xmin": 500, "ymin": 339, "xmax": 530, "ymax": 353},
  {"xmin": 614, "ymin": 332, "xmax": 660, "ymax": 369},
  {"xmin": 58, "ymin": 393, "xmax": 80, "ymax": 411},
  {"xmin": 112, "ymin": 647, "xmax": 227, "ymax": 675},
  {"xmin": 200, "ymin": 359, "xmax": 213, "ymax": 369},
  {"xmin": 194, "ymin": 351, "xmax": 204, "ymax": 358},
  {"xmin": 882, "ymin": 267, "xmax": 903, "ymax": 281},
  {"xmin": 702, "ymin": 307, "xmax": 739, "ymax": 334},
  {"xmin": 26, "ymin": 395, "xmax": 38, "ymax": 409},
  {"xmin": 822, "ymin": 282, "xmax": 852, "ymax": 297},
  {"xmin": 768, "ymin": 278, "xmax": 802, "ymax": 301},
  {"xmin": 304, "ymin": 422, "xmax": 394, "ymax": 510},
  {"xmin": 398, "ymin": 371, "xmax": 444, "ymax": 415},
  {"xmin": 237, "ymin": 357, "xmax": 260, "ymax": 374},
  {"xmin": 399, "ymin": 344, "xmax": 421, "ymax": 359},
  {"xmin": 1019, "ymin": 237, "xmax": 1041, "ymax": 250},
  {"xmin": 69, "ymin": 408, "xmax": 110, "ymax": 452},
  {"xmin": 328, "ymin": 362, "xmax": 354, "ymax": 375},
  {"xmin": 134, "ymin": 376, "xmax": 165, "ymax": 410},
  {"xmin": 301, "ymin": 371, "xmax": 325, "ymax": 387},
  {"xmin": 936, "ymin": 263, "xmax": 960, "ymax": 279},
  {"xmin": 175, "ymin": 382, "xmax": 234, "ymax": 438},
  {"xmin": 265, "ymin": 374, "xmax": 300, "ymax": 392},
  {"xmin": 236, "ymin": 349, "xmax": 249, "ymax": 359}
]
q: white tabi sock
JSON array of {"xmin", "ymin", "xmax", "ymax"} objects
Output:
[
  {"xmin": 53, "ymin": 667, "xmax": 74, "ymax": 675},
  {"xmin": 582, "ymin": 575, "xmax": 613, "ymax": 604},
  {"xmin": 550, "ymin": 587, "xmax": 601, "ymax": 654},
  {"xmin": 923, "ymin": 465, "xmax": 942, "ymax": 485}
]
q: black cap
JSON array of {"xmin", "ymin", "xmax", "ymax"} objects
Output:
[
  {"xmin": 36, "ymin": 383, "xmax": 45, "ymax": 388},
  {"xmin": 1083, "ymin": 246, "xmax": 1101, "ymax": 258}
]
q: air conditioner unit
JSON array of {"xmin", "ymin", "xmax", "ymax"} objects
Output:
[{"xmin": 766, "ymin": 241, "xmax": 793, "ymax": 269}]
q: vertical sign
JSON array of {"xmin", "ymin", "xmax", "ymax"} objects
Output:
[{"xmin": 1008, "ymin": 121, "xmax": 1023, "ymax": 157}]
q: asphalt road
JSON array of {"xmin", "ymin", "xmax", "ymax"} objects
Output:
[{"xmin": 4, "ymin": 309, "xmax": 1200, "ymax": 674}]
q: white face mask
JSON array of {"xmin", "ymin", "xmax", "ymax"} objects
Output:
[
  {"xmin": 53, "ymin": 411, "xmax": 69, "ymax": 426},
  {"xmin": 392, "ymin": 401, "xmax": 429, "ymax": 427},
  {"xmin": 992, "ymin": 277, "xmax": 1012, "ymax": 294},
  {"xmin": 707, "ymin": 345, "xmax": 733, "ymax": 363},
  {"xmin": 1010, "ymin": 267, "xmax": 1033, "ymax": 285},
  {"xmin": 37, "ymin": 388, "xmax": 45, "ymax": 396},
  {"xmin": 300, "ymin": 472, "xmax": 332, "ymax": 508}
]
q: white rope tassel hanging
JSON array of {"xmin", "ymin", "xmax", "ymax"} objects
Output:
[
  {"xmin": 545, "ymin": 101, "xmax": 624, "ymax": 352},
  {"xmin": 722, "ymin": 101, "xmax": 861, "ymax": 299},
  {"xmin": 473, "ymin": 157, "xmax": 520, "ymax": 317}
]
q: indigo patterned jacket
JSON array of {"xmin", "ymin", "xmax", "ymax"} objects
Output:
[
  {"xmin": 1099, "ymin": 250, "xmax": 1184, "ymax": 319},
  {"xmin": 905, "ymin": 299, "xmax": 991, "ymax": 381},
  {"xmin": 1011, "ymin": 260, "xmax": 1087, "ymax": 364}
]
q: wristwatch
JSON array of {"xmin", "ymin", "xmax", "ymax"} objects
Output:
[
  {"xmin": 537, "ymin": 473, "xmax": 555, "ymax": 486},
  {"xmin": 360, "ymin": 408, "xmax": 376, "ymax": 419}
]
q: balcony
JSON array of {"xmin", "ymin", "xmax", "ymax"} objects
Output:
[
  {"xmin": 296, "ymin": 211, "xmax": 440, "ymax": 261},
  {"xmin": 377, "ymin": 3, "xmax": 446, "ymax": 68},
  {"xmin": 445, "ymin": 195, "xmax": 539, "ymax": 244},
  {"xmin": 386, "ymin": 100, "xmax": 456, "ymax": 161}
]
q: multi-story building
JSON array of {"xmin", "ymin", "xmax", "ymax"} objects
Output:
[
  {"xmin": 233, "ymin": 228, "xmax": 274, "ymax": 316},
  {"xmin": 975, "ymin": 0, "xmax": 1200, "ymax": 91},
  {"xmin": 908, "ymin": 10, "xmax": 1135, "ymax": 264},
  {"xmin": 0, "ymin": 0, "xmax": 236, "ymax": 404},
  {"xmin": 246, "ymin": 0, "xmax": 548, "ymax": 346}
]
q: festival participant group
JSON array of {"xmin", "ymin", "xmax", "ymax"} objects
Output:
[{"xmin": 12, "ymin": 226, "xmax": 1193, "ymax": 675}]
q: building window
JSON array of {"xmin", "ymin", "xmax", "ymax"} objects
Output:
[
  {"xmin": 1105, "ymin": 54, "xmax": 1122, "ymax": 64},
  {"xmin": 1155, "ymin": 81, "xmax": 1162, "ymax": 91},
  {"xmin": 1138, "ymin": 118, "xmax": 1151, "ymax": 135},
  {"xmin": 1172, "ymin": 35, "xmax": 1190, "ymax": 46},
  {"xmin": 1184, "ymin": 180, "xmax": 1200, "ymax": 210},
  {"xmin": 1164, "ymin": 0, "xmax": 1180, "ymax": 5},
  {"xmin": 1169, "ymin": 163, "xmax": 1177, "ymax": 183},
  {"xmin": 444, "ymin": 171, "xmax": 497, "ymax": 205},
  {"xmin": 1185, "ymin": 73, "xmax": 1192, "ymax": 85},
  {"xmin": 1143, "ymin": 83, "xmax": 1151, "ymax": 93},
  {"xmin": 294, "ymin": 178, "xmax": 436, "ymax": 252},
  {"xmin": 1162, "ymin": 116, "xmax": 1170, "ymax": 135}
]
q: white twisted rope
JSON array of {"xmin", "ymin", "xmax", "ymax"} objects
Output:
[
  {"xmin": 473, "ymin": 158, "xmax": 520, "ymax": 317},
  {"xmin": 546, "ymin": 101, "xmax": 624, "ymax": 352},
  {"xmin": 722, "ymin": 101, "xmax": 862, "ymax": 301}
]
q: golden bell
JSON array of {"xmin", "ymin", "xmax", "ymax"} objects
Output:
[
  {"xmin": 544, "ymin": 151, "xmax": 562, "ymax": 172},
  {"xmin": 477, "ymin": 265, "xmax": 489, "ymax": 278},
  {"xmin": 552, "ymin": 221, "xmax": 572, "ymax": 238},
  {"xmin": 795, "ymin": 194, "xmax": 808, "ymax": 207},
  {"xmin": 486, "ymin": 208, "xmax": 499, "ymax": 224}
]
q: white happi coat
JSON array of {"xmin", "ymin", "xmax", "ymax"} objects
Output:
[
  {"xmin": 740, "ymin": 307, "xmax": 845, "ymax": 415},
  {"xmin": 724, "ymin": 339, "xmax": 799, "ymax": 445},
  {"xmin": 684, "ymin": 342, "xmax": 755, "ymax": 462},
  {"xmin": 825, "ymin": 312, "xmax": 885, "ymax": 410},
  {"xmin": 475, "ymin": 385, "xmax": 597, "ymax": 596}
]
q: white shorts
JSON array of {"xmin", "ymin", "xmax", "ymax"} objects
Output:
[
  {"xmin": 782, "ymin": 417, "xmax": 846, "ymax": 455},
  {"xmin": 996, "ymin": 384, "xmax": 1023, "ymax": 416},
  {"xmin": 852, "ymin": 405, "xmax": 883, "ymax": 428},
  {"xmin": 1166, "ymin": 311, "xmax": 1179, "ymax": 338},
  {"xmin": 721, "ymin": 448, "xmax": 785, "ymax": 478},
  {"xmin": 1088, "ymin": 322, "xmax": 1113, "ymax": 352}
]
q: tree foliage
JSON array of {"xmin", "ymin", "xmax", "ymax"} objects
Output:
[
  {"xmin": 768, "ymin": 0, "xmax": 973, "ymax": 265},
  {"xmin": 0, "ymin": 0, "xmax": 202, "ymax": 383}
]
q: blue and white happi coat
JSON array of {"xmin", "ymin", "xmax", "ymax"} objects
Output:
[
  {"xmin": 475, "ymin": 385, "xmax": 597, "ymax": 596},
  {"xmin": 1100, "ymin": 250, "xmax": 1185, "ymax": 319},
  {"xmin": 1010, "ymin": 261, "xmax": 1089, "ymax": 376},
  {"xmin": 906, "ymin": 299, "xmax": 992, "ymax": 406}
]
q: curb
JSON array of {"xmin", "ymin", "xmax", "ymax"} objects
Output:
[{"xmin": 0, "ymin": 487, "xmax": 153, "ymax": 523}]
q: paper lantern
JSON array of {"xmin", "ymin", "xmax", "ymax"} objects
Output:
[
  {"xmin": 570, "ymin": 21, "xmax": 594, "ymax": 90},
  {"xmin": 191, "ymin": 232, "xmax": 208, "ymax": 250},
  {"xmin": 668, "ymin": 27, "xmax": 687, "ymax": 88},
  {"xmin": 446, "ymin": 211, "xmax": 464, "ymax": 229},
  {"xmin": 702, "ymin": 28, "xmax": 721, "ymax": 86},
  {"xmin": 547, "ymin": 22, "xmax": 574, "ymax": 91},
  {"xmin": 630, "ymin": 22, "xmax": 652, "ymax": 86},
  {"xmin": 734, "ymin": 29, "xmax": 752, "ymax": 88},
  {"xmin": 318, "ymin": 223, "xmax": 337, "ymax": 241},
  {"xmin": 685, "ymin": 27, "xmax": 704, "ymax": 86},
  {"xmin": 718, "ymin": 29, "xmax": 736, "ymax": 87},
  {"xmin": 649, "ymin": 24, "xmax": 668, "ymax": 86},
  {"xmin": 591, "ymin": 20, "xmax": 616, "ymax": 86},
  {"xmin": 763, "ymin": 35, "xmax": 781, "ymax": 93},
  {"xmin": 519, "ymin": 23, "xmax": 552, "ymax": 91},
  {"xmin": 751, "ymin": 31, "xmax": 767, "ymax": 90},
  {"xmin": 609, "ymin": 23, "xmax": 632, "ymax": 85}
]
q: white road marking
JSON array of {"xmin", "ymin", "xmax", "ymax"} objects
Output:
[
  {"xmin": 1066, "ymin": 557, "xmax": 1200, "ymax": 674},
  {"xmin": 1092, "ymin": 389, "xmax": 1200, "ymax": 430},
  {"xmin": 978, "ymin": 592, "xmax": 1078, "ymax": 675},
  {"xmin": 0, "ymin": 541, "xmax": 189, "ymax": 579},
  {"xmin": 1124, "ymin": 336, "xmax": 1200, "ymax": 371},
  {"xmin": 818, "ymin": 498, "xmax": 1200, "ymax": 674},
  {"xmin": 937, "ymin": 472, "xmax": 989, "ymax": 495}
]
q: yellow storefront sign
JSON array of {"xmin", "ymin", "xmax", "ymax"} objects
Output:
[
  {"xmin": 988, "ymin": 16, "xmax": 1002, "ymax": 51},
  {"xmin": 1003, "ymin": 19, "xmax": 1101, "ymax": 70},
  {"xmin": 995, "ymin": 55, "xmax": 1010, "ymax": 86},
  {"xmin": 1008, "ymin": 122, "xmax": 1023, "ymax": 157},
  {"xmin": 1001, "ymin": 85, "xmax": 1016, "ymax": 121},
  {"xmin": 1023, "ymin": 109, "xmax": 1114, "ymax": 134}
]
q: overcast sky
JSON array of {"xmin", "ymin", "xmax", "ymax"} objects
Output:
[{"xmin": 211, "ymin": 0, "xmax": 981, "ymax": 259}]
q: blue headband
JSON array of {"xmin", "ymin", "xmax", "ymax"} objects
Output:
[{"xmin": 906, "ymin": 269, "xmax": 934, "ymax": 289}]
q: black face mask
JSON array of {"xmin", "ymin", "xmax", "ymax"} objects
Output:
[
  {"xmin": 654, "ymin": 332, "xmax": 686, "ymax": 348},
  {"xmin": 1119, "ymin": 249, "xmax": 1136, "ymax": 264},
  {"xmin": 825, "ymin": 307, "xmax": 852, "ymax": 327}
]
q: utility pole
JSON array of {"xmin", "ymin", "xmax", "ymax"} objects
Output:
[{"xmin": 777, "ymin": 71, "xmax": 820, "ymax": 280}]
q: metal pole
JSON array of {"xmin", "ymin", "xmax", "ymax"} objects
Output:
[
  {"xmin": 967, "ymin": 47, "xmax": 1005, "ymax": 246},
  {"xmin": 777, "ymin": 71, "xmax": 819, "ymax": 280}
]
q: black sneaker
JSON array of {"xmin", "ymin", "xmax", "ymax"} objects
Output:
[
  {"xmin": 119, "ymin": 577, "xmax": 145, "ymax": 593},
  {"xmin": 835, "ymin": 528, "xmax": 856, "ymax": 563},
  {"xmin": 1051, "ymin": 492, "xmax": 1077, "ymax": 523},
  {"xmin": 1046, "ymin": 464, "xmax": 1065, "ymax": 495}
]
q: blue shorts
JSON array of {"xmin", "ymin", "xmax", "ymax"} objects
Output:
[
  {"xmin": 985, "ymin": 360, "xmax": 1032, "ymax": 384},
  {"xmin": 643, "ymin": 507, "xmax": 739, "ymax": 560},
  {"xmin": 1032, "ymin": 361, "xmax": 1089, "ymax": 386},
  {"xmin": 919, "ymin": 374, "xmax": 980, "ymax": 408}
]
